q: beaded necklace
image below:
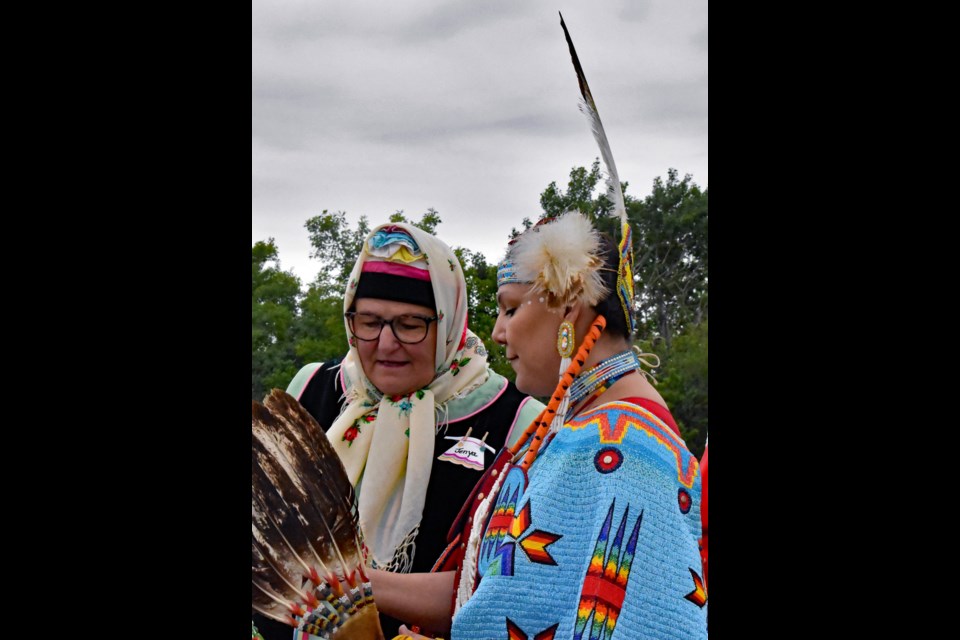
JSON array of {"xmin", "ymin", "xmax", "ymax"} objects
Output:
[{"xmin": 564, "ymin": 349, "xmax": 641, "ymax": 421}]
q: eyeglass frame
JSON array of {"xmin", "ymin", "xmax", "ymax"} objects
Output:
[{"xmin": 344, "ymin": 311, "xmax": 439, "ymax": 345}]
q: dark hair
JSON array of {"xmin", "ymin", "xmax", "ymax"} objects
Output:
[{"xmin": 592, "ymin": 233, "xmax": 632, "ymax": 340}]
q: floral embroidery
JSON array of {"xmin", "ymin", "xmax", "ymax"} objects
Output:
[
  {"xmin": 341, "ymin": 413, "xmax": 376, "ymax": 446},
  {"xmin": 386, "ymin": 393, "xmax": 414, "ymax": 417},
  {"xmin": 450, "ymin": 356, "xmax": 472, "ymax": 376},
  {"xmin": 416, "ymin": 389, "xmax": 426, "ymax": 400},
  {"xmin": 464, "ymin": 335, "xmax": 487, "ymax": 357},
  {"xmin": 437, "ymin": 310, "xmax": 444, "ymax": 321},
  {"xmin": 349, "ymin": 277, "xmax": 358, "ymax": 289},
  {"xmin": 343, "ymin": 425, "xmax": 361, "ymax": 444},
  {"xmin": 448, "ymin": 259, "xmax": 455, "ymax": 271}
]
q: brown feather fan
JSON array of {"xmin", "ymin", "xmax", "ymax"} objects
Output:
[{"xmin": 252, "ymin": 389, "xmax": 384, "ymax": 640}]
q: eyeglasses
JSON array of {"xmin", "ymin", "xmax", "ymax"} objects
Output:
[{"xmin": 345, "ymin": 311, "xmax": 438, "ymax": 344}]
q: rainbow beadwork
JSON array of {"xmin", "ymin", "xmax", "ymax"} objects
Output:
[{"xmin": 452, "ymin": 401, "xmax": 706, "ymax": 639}]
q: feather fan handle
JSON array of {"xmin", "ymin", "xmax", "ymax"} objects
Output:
[
  {"xmin": 252, "ymin": 389, "xmax": 384, "ymax": 639},
  {"xmin": 559, "ymin": 12, "xmax": 626, "ymax": 225}
]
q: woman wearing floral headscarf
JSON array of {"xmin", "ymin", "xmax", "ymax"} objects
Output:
[{"xmin": 252, "ymin": 222, "xmax": 542, "ymax": 639}]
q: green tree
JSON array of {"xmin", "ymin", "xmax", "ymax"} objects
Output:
[
  {"xmin": 540, "ymin": 159, "xmax": 615, "ymax": 222},
  {"xmin": 304, "ymin": 211, "xmax": 371, "ymax": 298},
  {"xmin": 630, "ymin": 168, "xmax": 708, "ymax": 348},
  {"xmin": 653, "ymin": 320, "xmax": 708, "ymax": 458},
  {"xmin": 293, "ymin": 286, "xmax": 348, "ymax": 366},
  {"xmin": 390, "ymin": 207, "xmax": 442, "ymax": 235},
  {"xmin": 456, "ymin": 246, "xmax": 513, "ymax": 381},
  {"xmin": 252, "ymin": 239, "xmax": 302, "ymax": 400}
]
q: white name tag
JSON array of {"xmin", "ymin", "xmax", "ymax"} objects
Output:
[{"xmin": 438, "ymin": 430, "xmax": 496, "ymax": 471}]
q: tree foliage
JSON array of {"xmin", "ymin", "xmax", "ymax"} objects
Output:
[
  {"xmin": 456, "ymin": 246, "xmax": 514, "ymax": 381},
  {"xmin": 630, "ymin": 168, "xmax": 708, "ymax": 348},
  {"xmin": 304, "ymin": 210, "xmax": 371, "ymax": 298},
  {"xmin": 252, "ymin": 239, "xmax": 302, "ymax": 401},
  {"xmin": 293, "ymin": 286, "xmax": 347, "ymax": 366},
  {"xmin": 654, "ymin": 320, "xmax": 708, "ymax": 458},
  {"xmin": 390, "ymin": 207, "xmax": 442, "ymax": 235}
]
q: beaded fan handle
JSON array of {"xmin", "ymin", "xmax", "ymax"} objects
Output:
[{"xmin": 508, "ymin": 315, "xmax": 606, "ymax": 471}]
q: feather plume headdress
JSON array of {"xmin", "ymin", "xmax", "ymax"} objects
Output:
[
  {"xmin": 493, "ymin": 16, "xmax": 646, "ymax": 442},
  {"xmin": 560, "ymin": 13, "xmax": 638, "ymax": 335},
  {"xmin": 252, "ymin": 389, "xmax": 384, "ymax": 640},
  {"xmin": 498, "ymin": 211, "xmax": 607, "ymax": 311},
  {"xmin": 497, "ymin": 16, "xmax": 638, "ymax": 335}
]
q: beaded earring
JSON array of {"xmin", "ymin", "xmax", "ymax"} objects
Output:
[{"xmin": 556, "ymin": 320, "xmax": 575, "ymax": 358}]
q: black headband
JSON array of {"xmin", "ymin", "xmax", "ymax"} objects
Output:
[{"xmin": 353, "ymin": 271, "xmax": 436, "ymax": 310}]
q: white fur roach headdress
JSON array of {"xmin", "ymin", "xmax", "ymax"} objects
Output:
[{"xmin": 497, "ymin": 211, "xmax": 607, "ymax": 312}]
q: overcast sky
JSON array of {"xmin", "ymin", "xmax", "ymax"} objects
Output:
[{"xmin": 253, "ymin": 0, "xmax": 707, "ymax": 287}]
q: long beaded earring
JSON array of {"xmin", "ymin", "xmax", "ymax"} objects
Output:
[{"xmin": 553, "ymin": 320, "xmax": 576, "ymax": 430}]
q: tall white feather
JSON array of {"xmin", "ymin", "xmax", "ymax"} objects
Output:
[
  {"xmin": 560, "ymin": 13, "xmax": 627, "ymax": 228},
  {"xmin": 560, "ymin": 12, "xmax": 637, "ymax": 336}
]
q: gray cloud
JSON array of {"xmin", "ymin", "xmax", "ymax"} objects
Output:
[
  {"xmin": 400, "ymin": 0, "xmax": 532, "ymax": 42},
  {"xmin": 618, "ymin": 0, "xmax": 654, "ymax": 23},
  {"xmin": 253, "ymin": 0, "xmax": 708, "ymax": 287},
  {"xmin": 692, "ymin": 25, "xmax": 708, "ymax": 52}
]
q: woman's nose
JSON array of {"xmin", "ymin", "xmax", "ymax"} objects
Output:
[
  {"xmin": 492, "ymin": 313, "xmax": 506, "ymax": 345},
  {"xmin": 378, "ymin": 322, "xmax": 402, "ymax": 349}
]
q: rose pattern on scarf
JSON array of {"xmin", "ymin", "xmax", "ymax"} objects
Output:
[
  {"xmin": 450, "ymin": 356, "xmax": 472, "ymax": 376},
  {"xmin": 341, "ymin": 412, "xmax": 377, "ymax": 447}
]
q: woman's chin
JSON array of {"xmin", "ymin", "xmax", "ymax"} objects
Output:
[{"xmin": 513, "ymin": 372, "xmax": 551, "ymax": 399}]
